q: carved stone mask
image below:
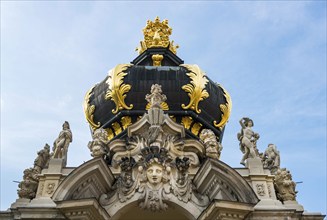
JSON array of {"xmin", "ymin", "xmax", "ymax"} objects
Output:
[{"xmin": 146, "ymin": 163, "xmax": 163, "ymax": 185}]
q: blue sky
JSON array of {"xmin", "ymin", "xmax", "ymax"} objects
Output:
[{"xmin": 1, "ymin": 1, "xmax": 326, "ymax": 214}]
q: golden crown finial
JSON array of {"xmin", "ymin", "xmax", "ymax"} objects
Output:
[{"xmin": 136, "ymin": 16, "xmax": 179, "ymax": 54}]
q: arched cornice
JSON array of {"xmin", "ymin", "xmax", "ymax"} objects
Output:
[
  {"xmin": 193, "ymin": 158, "xmax": 259, "ymax": 204},
  {"xmin": 52, "ymin": 157, "xmax": 114, "ymax": 201},
  {"xmin": 106, "ymin": 197, "xmax": 200, "ymax": 220}
]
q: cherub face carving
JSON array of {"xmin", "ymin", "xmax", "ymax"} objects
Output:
[{"xmin": 146, "ymin": 163, "xmax": 163, "ymax": 185}]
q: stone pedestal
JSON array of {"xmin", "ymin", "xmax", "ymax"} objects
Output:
[
  {"xmin": 246, "ymin": 157, "xmax": 264, "ymax": 174},
  {"xmin": 35, "ymin": 158, "xmax": 65, "ymax": 199},
  {"xmin": 238, "ymin": 158, "xmax": 284, "ymax": 210},
  {"xmin": 10, "ymin": 198, "xmax": 30, "ymax": 209},
  {"xmin": 29, "ymin": 197, "xmax": 57, "ymax": 208},
  {"xmin": 47, "ymin": 158, "xmax": 64, "ymax": 173},
  {"xmin": 283, "ymin": 200, "xmax": 304, "ymax": 211}
]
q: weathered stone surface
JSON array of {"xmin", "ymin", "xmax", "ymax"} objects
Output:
[
  {"xmin": 237, "ymin": 117, "xmax": 260, "ymax": 166},
  {"xmin": 52, "ymin": 121, "xmax": 72, "ymax": 167}
]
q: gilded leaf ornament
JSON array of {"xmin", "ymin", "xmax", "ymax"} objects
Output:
[
  {"xmin": 121, "ymin": 116, "xmax": 132, "ymax": 130},
  {"xmin": 213, "ymin": 84, "xmax": 232, "ymax": 130},
  {"xmin": 83, "ymin": 86, "xmax": 101, "ymax": 130},
  {"xmin": 105, "ymin": 64, "xmax": 133, "ymax": 114},
  {"xmin": 191, "ymin": 122, "xmax": 202, "ymax": 136},
  {"xmin": 112, "ymin": 122, "xmax": 122, "ymax": 135},
  {"xmin": 105, "ymin": 128, "xmax": 114, "ymax": 140},
  {"xmin": 181, "ymin": 116, "xmax": 193, "ymax": 129},
  {"xmin": 181, "ymin": 64, "xmax": 209, "ymax": 114}
]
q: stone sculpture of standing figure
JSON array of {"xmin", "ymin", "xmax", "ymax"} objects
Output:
[
  {"xmin": 33, "ymin": 144, "xmax": 51, "ymax": 173},
  {"xmin": 53, "ymin": 121, "xmax": 72, "ymax": 166},
  {"xmin": 262, "ymin": 144, "xmax": 280, "ymax": 174},
  {"xmin": 237, "ymin": 117, "xmax": 260, "ymax": 165}
]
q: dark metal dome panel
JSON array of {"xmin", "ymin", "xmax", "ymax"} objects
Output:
[{"xmin": 85, "ymin": 64, "xmax": 231, "ymax": 141}]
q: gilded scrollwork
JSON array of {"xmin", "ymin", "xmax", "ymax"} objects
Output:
[
  {"xmin": 213, "ymin": 84, "xmax": 232, "ymax": 129},
  {"xmin": 181, "ymin": 64, "xmax": 209, "ymax": 114},
  {"xmin": 105, "ymin": 64, "xmax": 133, "ymax": 114},
  {"xmin": 83, "ymin": 86, "xmax": 101, "ymax": 130}
]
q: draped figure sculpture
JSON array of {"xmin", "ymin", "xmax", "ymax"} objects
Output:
[
  {"xmin": 53, "ymin": 121, "xmax": 72, "ymax": 166},
  {"xmin": 262, "ymin": 144, "xmax": 280, "ymax": 174},
  {"xmin": 237, "ymin": 117, "xmax": 260, "ymax": 165}
]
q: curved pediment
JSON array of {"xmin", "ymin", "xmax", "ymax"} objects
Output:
[
  {"xmin": 193, "ymin": 158, "xmax": 259, "ymax": 204},
  {"xmin": 52, "ymin": 157, "xmax": 114, "ymax": 201}
]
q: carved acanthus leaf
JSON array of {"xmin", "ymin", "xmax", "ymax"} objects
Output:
[
  {"xmin": 83, "ymin": 86, "xmax": 101, "ymax": 130},
  {"xmin": 181, "ymin": 64, "xmax": 209, "ymax": 114},
  {"xmin": 213, "ymin": 84, "xmax": 232, "ymax": 129},
  {"xmin": 121, "ymin": 116, "xmax": 132, "ymax": 130},
  {"xmin": 105, "ymin": 64, "xmax": 133, "ymax": 114}
]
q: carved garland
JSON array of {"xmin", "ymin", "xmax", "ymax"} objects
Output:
[
  {"xmin": 213, "ymin": 84, "xmax": 232, "ymax": 129},
  {"xmin": 180, "ymin": 64, "xmax": 209, "ymax": 114},
  {"xmin": 83, "ymin": 86, "xmax": 101, "ymax": 130},
  {"xmin": 105, "ymin": 64, "xmax": 133, "ymax": 114}
]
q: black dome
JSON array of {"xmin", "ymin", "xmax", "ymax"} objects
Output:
[{"xmin": 84, "ymin": 48, "xmax": 231, "ymax": 142}]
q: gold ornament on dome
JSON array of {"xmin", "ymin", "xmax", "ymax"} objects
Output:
[
  {"xmin": 181, "ymin": 116, "xmax": 193, "ymax": 129},
  {"xmin": 213, "ymin": 84, "xmax": 232, "ymax": 130},
  {"xmin": 105, "ymin": 64, "xmax": 133, "ymax": 114},
  {"xmin": 83, "ymin": 86, "xmax": 101, "ymax": 130},
  {"xmin": 121, "ymin": 116, "xmax": 132, "ymax": 130},
  {"xmin": 105, "ymin": 128, "xmax": 114, "ymax": 140},
  {"xmin": 112, "ymin": 122, "xmax": 122, "ymax": 135},
  {"xmin": 191, "ymin": 122, "xmax": 202, "ymax": 136},
  {"xmin": 136, "ymin": 16, "xmax": 179, "ymax": 54},
  {"xmin": 152, "ymin": 54, "xmax": 163, "ymax": 66},
  {"xmin": 181, "ymin": 64, "xmax": 209, "ymax": 114}
]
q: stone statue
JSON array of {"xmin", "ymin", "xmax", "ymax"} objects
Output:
[
  {"xmin": 199, "ymin": 129, "xmax": 222, "ymax": 160},
  {"xmin": 88, "ymin": 128, "xmax": 109, "ymax": 158},
  {"xmin": 262, "ymin": 144, "xmax": 280, "ymax": 174},
  {"xmin": 17, "ymin": 168, "xmax": 39, "ymax": 199},
  {"xmin": 33, "ymin": 144, "xmax": 51, "ymax": 173},
  {"xmin": 274, "ymin": 168, "xmax": 297, "ymax": 203},
  {"xmin": 52, "ymin": 121, "xmax": 72, "ymax": 165},
  {"xmin": 145, "ymin": 84, "xmax": 167, "ymax": 109},
  {"xmin": 145, "ymin": 84, "xmax": 166, "ymax": 145},
  {"xmin": 237, "ymin": 117, "xmax": 260, "ymax": 165}
]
